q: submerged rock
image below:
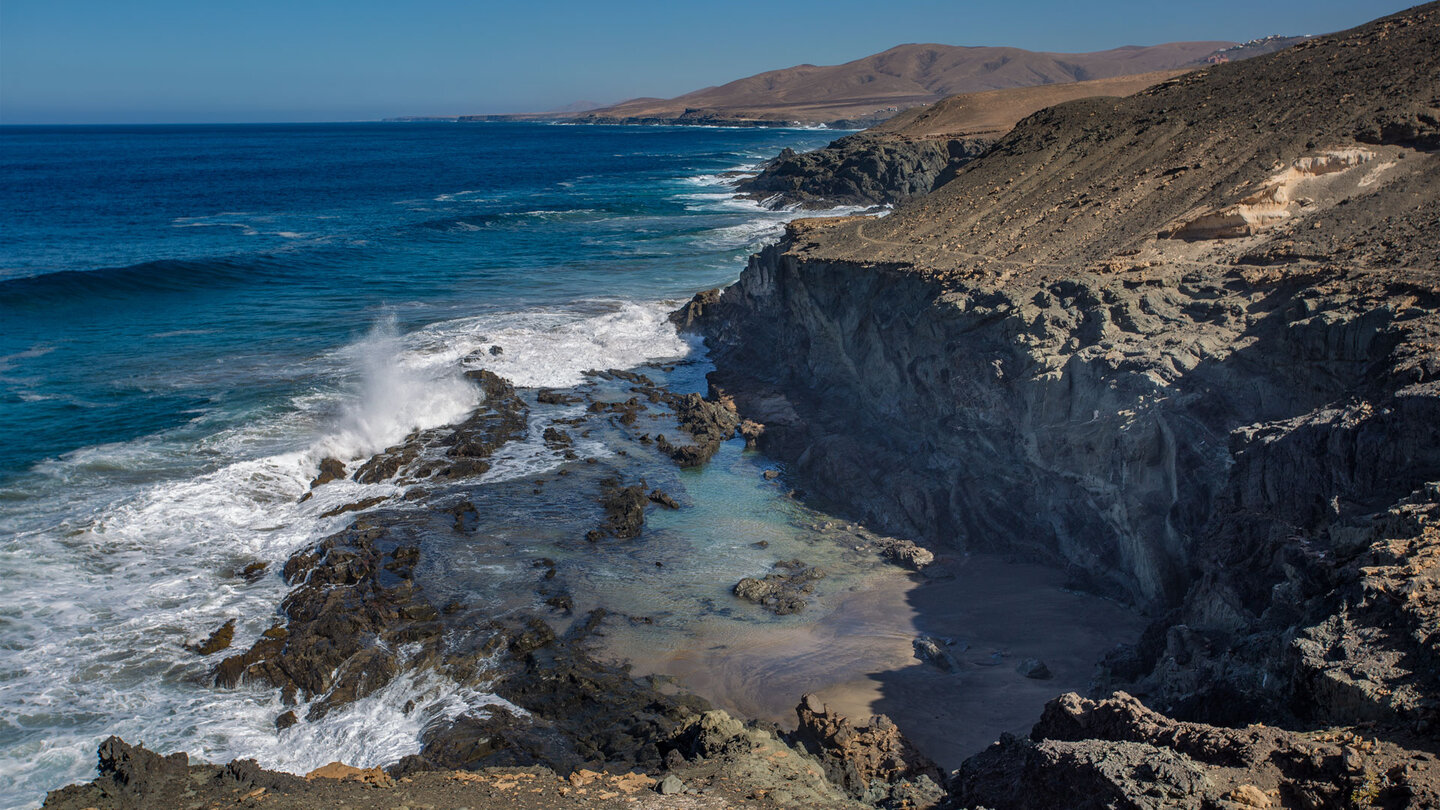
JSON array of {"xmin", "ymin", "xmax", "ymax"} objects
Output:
[
  {"xmin": 587, "ymin": 478, "xmax": 648, "ymax": 541},
  {"xmin": 648, "ymin": 488, "xmax": 680, "ymax": 509}
]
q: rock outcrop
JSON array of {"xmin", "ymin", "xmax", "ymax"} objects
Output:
[
  {"xmin": 954, "ymin": 692, "xmax": 1440, "ymax": 809},
  {"xmin": 791, "ymin": 694, "xmax": 945, "ymax": 807},
  {"xmin": 738, "ymin": 134, "xmax": 993, "ymax": 209},
  {"xmin": 733, "ymin": 559, "xmax": 826, "ymax": 615},
  {"xmin": 684, "ymin": 2, "xmax": 1440, "ymax": 804}
]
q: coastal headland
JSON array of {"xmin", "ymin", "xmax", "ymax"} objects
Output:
[
  {"xmin": 44, "ymin": 2, "xmax": 1440, "ymax": 809},
  {"xmin": 436, "ymin": 39, "xmax": 1308, "ymax": 129}
]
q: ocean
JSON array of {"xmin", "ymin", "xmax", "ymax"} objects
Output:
[{"xmin": 0, "ymin": 122, "xmax": 856, "ymax": 808}]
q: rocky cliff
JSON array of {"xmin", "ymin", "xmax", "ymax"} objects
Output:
[
  {"xmin": 688, "ymin": 2, "xmax": 1440, "ymax": 804},
  {"xmin": 737, "ymin": 134, "xmax": 993, "ymax": 209}
]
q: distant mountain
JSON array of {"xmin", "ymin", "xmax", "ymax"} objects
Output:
[
  {"xmin": 572, "ymin": 41, "xmax": 1236, "ymax": 125},
  {"xmin": 545, "ymin": 100, "xmax": 604, "ymax": 114}
]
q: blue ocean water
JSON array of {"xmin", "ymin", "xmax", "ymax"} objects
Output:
[
  {"xmin": 0, "ymin": 122, "xmax": 854, "ymax": 807},
  {"xmin": 0, "ymin": 122, "xmax": 842, "ymax": 475}
]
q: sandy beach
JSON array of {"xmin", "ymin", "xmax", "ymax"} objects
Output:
[{"xmin": 602, "ymin": 551, "xmax": 1147, "ymax": 768}]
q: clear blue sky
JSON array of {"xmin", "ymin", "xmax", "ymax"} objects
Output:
[{"xmin": 0, "ymin": 0, "xmax": 1419, "ymax": 124}]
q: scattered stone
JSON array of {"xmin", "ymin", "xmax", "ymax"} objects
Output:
[
  {"xmin": 875, "ymin": 536, "xmax": 935, "ymax": 570},
  {"xmin": 449, "ymin": 500, "xmax": 479, "ymax": 532},
  {"xmin": 657, "ymin": 774, "xmax": 685, "ymax": 795},
  {"xmin": 238, "ymin": 561, "xmax": 268, "ymax": 582},
  {"xmin": 664, "ymin": 393, "xmax": 740, "ymax": 467},
  {"xmin": 488, "ymin": 345, "xmax": 503, "ymax": 356},
  {"xmin": 1016, "ymin": 657, "xmax": 1053, "ymax": 679},
  {"xmin": 913, "ymin": 636, "xmax": 961, "ymax": 672},
  {"xmin": 762, "ymin": 469, "xmax": 781, "ymax": 480},
  {"xmin": 587, "ymin": 479, "xmax": 648, "ymax": 541},
  {"xmin": 587, "ymin": 396, "xmax": 645, "ymax": 426},
  {"xmin": 306, "ymin": 761, "xmax": 394, "ymax": 788},
  {"xmin": 648, "ymin": 488, "xmax": 680, "ymax": 509}
]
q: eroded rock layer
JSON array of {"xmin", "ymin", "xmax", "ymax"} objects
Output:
[{"xmin": 685, "ymin": 2, "xmax": 1440, "ymax": 804}]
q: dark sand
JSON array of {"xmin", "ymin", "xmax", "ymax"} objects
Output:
[{"xmin": 602, "ymin": 552, "xmax": 1146, "ymax": 769}]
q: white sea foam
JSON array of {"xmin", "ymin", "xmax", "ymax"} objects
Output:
[
  {"xmin": 411, "ymin": 299, "xmax": 692, "ymax": 389},
  {"xmin": 0, "ymin": 317, "xmax": 490, "ymax": 810}
]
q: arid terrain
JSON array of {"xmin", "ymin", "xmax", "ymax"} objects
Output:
[{"xmin": 471, "ymin": 40, "xmax": 1249, "ymax": 127}]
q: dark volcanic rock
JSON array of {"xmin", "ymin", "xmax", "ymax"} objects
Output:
[
  {"xmin": 587, "ymin": 479, "xmax": 648, "ymax": 541},
  {"xmin": 648, "ymin": 488, "xmax": 680, "ymax": 509},
  {"xmin": 654, "ymin": 393, "xmax": 740, "ymax": 467},
  {"xmin": 536, "ymin": 388, "xmax": 582, "ymax": 405},
  {"xmin": 43, "ymin": 737, "xmax": 306, "ymax": 810},
  {"xmin": 309, "ymin": 456, "xmax": 346, "ymax": 488},
  {"xmin": 691, "ymin": 1, "xmax": 1440, "ymax": 731},
  {"xmin": 955, "ymin": 691, "xmax": 1440, "ymax": 809},
  {"xmin": 732, "ymin": 559, "xmax": 825, "ymax": 615},
  {"xmin": 668, "ymin": 288, "xmax": 722, "ymax": 331},
  {"xmin": 912, "ymin": 636, "xmax": 960, "ymax": 672},
  {"xmin": 185, "ymin": 619, "xmax": 235, "ymax": 656},
  {"xmin": 737, "ymin": 134, "xmax": 992, "ymax": 209},
  {"xmin": 678, "ymin": 5, "xmax": 1440, "ymax": 808},
  {"xmin": 213, "ymin": 518, "xmax": 443, "ymax": 721}
]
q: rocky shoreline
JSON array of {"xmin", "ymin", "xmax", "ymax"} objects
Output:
[
  {"xmin": 679, "ymin": 2, "xmax": 1440, "ymax": 805},
  {"xmin": 43, "ymin": 3, "xmax": 1440, "ymax": 809}
]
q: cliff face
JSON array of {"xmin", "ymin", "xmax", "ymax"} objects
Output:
[{"xmin": 691, "ymin": 0, "xmax": 1440, "ymax": 749}]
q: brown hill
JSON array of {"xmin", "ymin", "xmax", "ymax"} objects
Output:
[
  {"xmin": 867, "ymin": 68, "xmax": 1193, "ymax": 139},
  {"xmin": 737, "ymin": 69, "xmax": 1198, "ymax": 208},
  {"xmin": 578, "ymin": 41, "xmax": 1233, "ymax": 125}
]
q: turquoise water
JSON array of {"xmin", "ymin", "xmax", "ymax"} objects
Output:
[{"xmin": 0, "ymin": 122, "xmax": 861, "ymax": 808}]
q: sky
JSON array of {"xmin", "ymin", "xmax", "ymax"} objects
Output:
[{"xmin": 0, "ymin": 0, "xmax": 1420, "ymax": 124}]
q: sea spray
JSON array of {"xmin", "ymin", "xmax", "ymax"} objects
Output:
[
  {"xmin": 0, "ymin": 319, "xmax": 487, "ymax": 808},
  {"xmin": 316, "ymin": 315, "xmax": 480, "ymax": 464}
]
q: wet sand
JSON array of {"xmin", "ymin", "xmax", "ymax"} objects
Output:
[{"xmin": 601, "ymin": 552, "xmax": 1146, "ymax": 769}]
